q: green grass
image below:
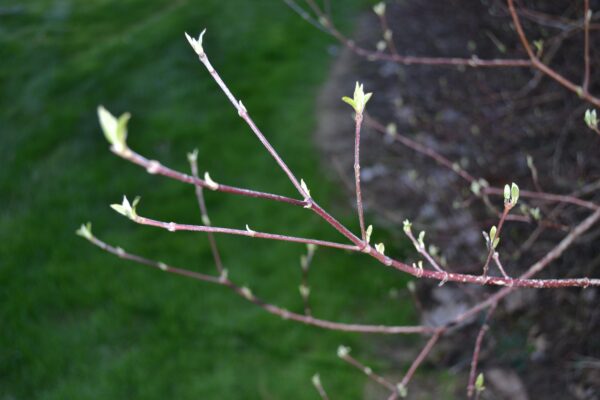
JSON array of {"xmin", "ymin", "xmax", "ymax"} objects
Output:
[{"xmin": 1, "ymin": 1, "xmax": 415, "ymax": 398}]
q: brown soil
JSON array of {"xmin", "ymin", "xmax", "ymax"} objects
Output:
[{"xmin": 314, "ymin": 1, "xmax": 600, "ymax": 398}]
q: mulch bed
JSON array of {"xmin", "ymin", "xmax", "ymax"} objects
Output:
[{"xmin": 314, "ymin": 1, "xmax": 600, "ymax": 398}]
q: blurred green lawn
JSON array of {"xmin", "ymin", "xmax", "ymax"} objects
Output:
[{"xmin": 0, "ymin": 1, "xmax": 415, "ymax": 398}]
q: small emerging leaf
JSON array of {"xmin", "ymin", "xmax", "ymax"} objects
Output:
[
  {"xmin": 511, "ymin": 183, "xmax": 519, "ymax": 205},
  {"xmin": 493, "ymin": 236, "xmax": 500, "ymax": 249},
  {"xmin": 110, "ymin": 195, "xmax": 140, "ymax": 220},
  {"xmin": 300, "ymin": 255, "xmax": 308, "ymax": 270},
  {"xmin": 75, "ymin": 222, "xmax": 93, "ymax": 240},
  {"xmin": 365, "ymin": 225, "xmax": 373, "ymax": 244},
  {"xmin": 299, "ymin": 284, "xmax": 310, "ymax": 298},
  {"xmin": 475, "ymin": 373, "xmax": 485, "ymax": 392},
  {"xmin": 396, "ymin": 384, "xmax": 408, "ymax": 398},
  {"xmin": 386, "ymin": 122, "xmax": 397, "ymax": 137},
  {"xmin": 187, "ymin": 148, "xmax": 199, "ymax": 164},
  {"xmin": 373, "ymin": 2, "xmax": 386, "ymax": 16},
  {"xmin": 219, "ymin": 268, "xmax": 229, "ymax": 283},
  {"xmin": 337, "ymin": 345, "xmax": 351, "ymax": 358},
  {"xmin": 470, "ymin": 180, "xmax": 481, "ymax": 196},
  {"xmin": 341, "ymin": 96, "xmax": 356, "ymax": 109},
  {"xmin": 204, "ymin": 172, "xmax": 219, "ymax": 190},
  {"xmin": 311, "ymin": 374, "xmax": 321, "ymax": 388},
  {"xmin": 417, "ymin": 231, "xmax": 426, "ymax": 249},
  {"xmin": 489, "ymin": 225, "xmax": 497, "ymax": 242},
  {"xmin": 526, "ymin": 154, "xmax": 534, "ymax": 169},
  {"xmin": 97, "ymin": 106, "xmax": 130, "ymax": 153},
  {"xmin": 375, "ymin": 242, "xmax": 385, "ymax": 255},
  {"xmin": 342, "ymin": 82, "xmax": 373, "ymax": 114},
  {"xmin": 245, "ymin": 224, "xmax": 256, "ymax": 236},
  {"xmin": 533, "ymin": 39, "xmax": 544, "ymax": 56},
  {"xmin": 300, "ymin": 179, "xmax": 311, "ymax": 198},
  {"xmin": 185, "ymin": 29, "xmax": 207, "ymax": 56},
  {"xmin": 584, "ymin": 109, "xmax": 598, "ymax": 130},
  {"xmin": 240, "ymin": 286, "xmax": 253, "ymax": 299}
]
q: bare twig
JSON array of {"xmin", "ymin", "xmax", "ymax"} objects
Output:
[
  {"xmin": 507, "ymin": 0, "xmax": 600, "ymax": 108},
  {"xmin": 583, "ymin": 0, "xmax": 592, "ymax": 94},
  {"xmin": 291, "ymin": 0, "xmax": 532, "ymax": 68},
  {"xmin": 283, "ymin": 0, "xmax": 329, "ymax": 34},
  {"xmin": 85, "ymin": 234, "xmax": 432, "ymax": 335},
  {"xmin": 311, "ymin": 374, "xmax": 330, "ymax": 400},
  {"xmin": 492, "ymin": 253, "xmax": 510, "ymax": 279},
  {"xmin": 299, "ymin": 244, "xmax": 316, "ymax": 316},
  {"xmin": 366, "ymin": 116, "xmax": 599, "ymax": 211},
  {"xmin": 338, "ymin": 347, "xmax": 397, "ymax": 394},
  {"xmin": 188, "ymin": 150, "xmax": 224, "ymax": 274},
  {"xmin": 118, "ymin": 148, "xmax": 305, "ymax": 207},
  {"xmin": 449, "ymin": 207, "xmax": 600, "ymax": 327},
  {"xmin": 189, "ymin": 33, "xmax": 307, "ymax": 198},
  {"xmin": 375, "ymin": 5, "xmax": 399, "ymax": 57},
  {"xmin": 287, "ymin": 0, "xmax": 600, "ymax": 107},
  {"xmin": 404, "ymin": 227, "xmax": 446, "ymax": 274},
  {"xmin": 124, "ymin": 210, "xmax": 600, "ymax": 289},
  {"xmin": 467, "ymin": 304, "xmax": 496, "ymax": 398},
  {"xmin": 134, "ymin": 215, "xmax": 360, "ymax": 252},
  {"xmin": 353, "ymin": 111, "xmax": 367, "ymax": 242},
  {"xmin": 482, "ymin": 204, "xmax": 512, "ymax": 277},
  {"xmin": 398, "ymin": 330, "xmax": 442, "ymax": 390}
]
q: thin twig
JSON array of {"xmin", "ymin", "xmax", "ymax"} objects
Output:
[
  {"xmin": 366, "ymin": 116, "xmax": 599, "ymax": 211},
  {"xmin": 134, "ymin": 215, "xmax": 360, "ymax": 252},
  {"xmin": 311, "ymin": 374, "xmax": 330, "ymax": 400},
  {"xmin": 526, "ymin": 155, "xmax": 543, "ymax": 193},
  {"xmin": 376, "ymin": 7, "xmax": 399, "ymax": 57},
  {"xmin": 188, "ymin": 151, "xmax": 224, "ymax": 274},
  {"xmin": 299, "ymin": 244, "xmax": 316, "ymax": 316},
  {"xmin": 117, "ymin": 148, "xmax": 306, "ymax": 207},
  {"xmin": 131, "ymin": 212, "xmax": 600, "ymax": 288},
  {"xmin": 507, "ymin": 0, "xmax": 600, "ymax": 108},
  {"xmin": 288, "ymin": 0, "xmax": 532, "ymax": 68},
  {"xmin": 492, "ymin": 253, "xmax": 510, "ymax": 279},
  {"xmin": 84, "ymin": 204, "xmax": 600, "ymax": 336},
  {"xmin": 353, "ymin": 112, "xmax": 367, "ymax": 242},
  {"xmin": 282, "ymin": 0, "xmax": 329, "ymax": 34},
  {"xmin": 482, "ymin": 205, "xmax": 512, "ymax": 277},
  {"xmin": 484, "ymin": 186, "xmax": 599, "ymax": 211},
  {"xmin": 339, "ymin": 351, "xmax": 397, "ymax": 393},
  {"xmin": 191, "ymin": 37, "xmax": 307, "ymax": 198},
  {"xmin": 398, "ymin": 330, "xmax": 442, "ymax": 389},
  {"xmin": 448, "ymin": 207, "xmax": 600, "ymax": 327},
  {"xmin": 85, "ymin": 234, "xmax": 432, "ymax": 334},
  {"xmin": 404, "ymin": 228, "xmax": 446, "ymax": 273},
  {"xmin": 466, "ymin": 304, "xmax": 497, "ymax": 398},
  {"xmin": 583, "ymin": 0, "xmax": 591, "ymax": 94},
  {"xmin": 290, "ymin": 0, "xmax": 600, "ymax": 107}
]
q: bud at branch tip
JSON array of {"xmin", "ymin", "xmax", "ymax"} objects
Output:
[
  {"xmin": 342, "ymin": 82, "xmax": 373, "ymax": 114},
  {"xmin": 185, "ymin": 29, "xmax": 206, "ymax": 56}
]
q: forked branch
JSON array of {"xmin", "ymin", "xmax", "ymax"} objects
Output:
[{"xmin": 81, "ymin": 25, "xmax": 600, "ymax": 399}]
